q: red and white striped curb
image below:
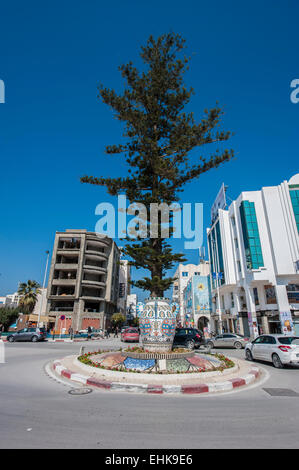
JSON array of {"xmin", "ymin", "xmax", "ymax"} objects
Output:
[
  {"xmin": 2, "ymin": 338, "xmax": 95, "ymax": 343},
  {"xmin": 52, "ymin": 360, "xmax": 260, "ymax": 395}
]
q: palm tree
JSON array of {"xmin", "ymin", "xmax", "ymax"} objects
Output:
[{"xmin": 18, "ymin": 280, "xmax": 41, "ymax": 313}]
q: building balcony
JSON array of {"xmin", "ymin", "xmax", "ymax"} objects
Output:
[
  {"xmin": 81, "ymin": 279, "xmax": 106, "ymax": 288},
  {"xmin": 49, "ymin": 307, "xmax": 74, "ymax": 312},
  {"xmin": 85, "ymin": 251, "xmax": 108, "ymax": 261},
  {"xmin": 81, "ymin": 295, "xmax": 105, "ymax": 301},
  {"xmin": 49, "ymin": 294, "xmax": 76, "ymax": 300},
  {"xmin": 52, "ymin": 279, "xmax": 76, "ymax": 285},
  {"xmin": 85, "ymin": 236, "xmax": 110, "ymax": 247},
  {"xmin": 83, "ymin": 263, "xmax": 106, "ymax": 272},
  {"xmin": 55, "ymin": 263, "xmax": 79, "ymax": 270},
  {"xmin": 57, "ymin": 248, "xmax": 80, "ymax": 255}
]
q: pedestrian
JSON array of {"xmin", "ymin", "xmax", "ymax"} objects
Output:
[
  {"xmin": 104, "ymin": 329, "xmax": 109, "ymax": 339},
  {"xmin": 68, "ymin": 326, "xmax": 73, "ymax": 340},
  {"xmin": 114, "ymin": 326, "xmax": 118, "ymax": 338},
  {"xmin": 87, "ymin": 326, "xmax": 92, "ymax": 340}
]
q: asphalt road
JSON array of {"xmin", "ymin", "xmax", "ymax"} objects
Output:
[{"xmin": 1, "ymin": 338, "xmax": 299, "ymax": 449}]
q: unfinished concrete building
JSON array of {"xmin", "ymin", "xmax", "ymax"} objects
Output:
[{"xmin": 46, "ymin": 230, "xmax": 120, "ymax": 331}]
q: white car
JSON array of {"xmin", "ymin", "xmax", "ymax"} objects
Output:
[{"xmin": 245, "ymin": 334, "xmax": 299, "ymax": 368}]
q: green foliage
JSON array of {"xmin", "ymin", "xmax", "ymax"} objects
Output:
[
  {"xmin": 81, "ymin": 33, "xmax": 234, "ymax": 296},
  {"xmin": 18, "ymin": 280, "xmax": 41, "ymax": 313},
  {"xmin": 131, "ymin": 317, "xmax": 139, "ymax": 327},
  {"xmin": 0, "ymin": 307, "xmax": 24, "ymax": 331},
  {"xmin": 111, "ymin": 313, "xmax": 126, "ymax": 327}
]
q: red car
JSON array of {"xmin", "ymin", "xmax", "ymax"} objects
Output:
[{"xmin": 121, "ymin": 328, "xmax": 139, "ymax": 343}]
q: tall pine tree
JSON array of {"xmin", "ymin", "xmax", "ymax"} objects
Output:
[{"xmin": 81, "ymin": 33, "xmax": 234, "ymax": 297}]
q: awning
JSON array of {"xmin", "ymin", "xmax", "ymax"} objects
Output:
[{"xmin": 28, "ymin": 315, "xmax": 56, "ymax": 322}]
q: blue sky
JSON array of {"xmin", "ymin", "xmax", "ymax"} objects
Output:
[{"xmin": 0, "ymin": 0, "xmax": 298, "ymax": 299}]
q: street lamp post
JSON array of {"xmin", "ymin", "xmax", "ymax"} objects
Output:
[{"xmin": 37, "ymin": 250, "xmax": 50, "ymax": 328}]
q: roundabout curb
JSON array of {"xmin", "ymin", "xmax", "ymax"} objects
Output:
[{"xmin": 51, "ymin": 359, "xmax": 260, "ymax": 395}]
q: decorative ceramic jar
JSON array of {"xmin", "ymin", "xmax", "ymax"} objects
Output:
[{"xmin": 139, "ymin": 297, "xmax": 177, "ymax": 352}]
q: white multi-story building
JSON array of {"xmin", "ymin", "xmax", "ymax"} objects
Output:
[
  {"xmin": 0, "ymin": 292, "xmax": 21, "ymax": 308},
  {"xmin": 207, "ymin": 174, "xmax": 299, "ymax": 337},
  {"xmin": 5, "ymin": 292, "xmax": 21, "ymax": 307},
  {"xmin": 127, "ymin": 293, "xmax": 137, "ymax": 319},
  {"xmin": 32, "ymin": 288, "xmax": 47, "ymax": 317},
  {"xmin": 172, "ymin": 261, "xmax": 210, "ymax": 323}
]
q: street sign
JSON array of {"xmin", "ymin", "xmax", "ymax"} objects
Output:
[{"xmin": 60, "ymin": 315, "xmax": 65, "ymax": 321}]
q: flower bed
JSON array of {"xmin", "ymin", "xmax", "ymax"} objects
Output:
[{"xmin": 77, "ymin": 349, "xmax": 235, "ymax": 374}]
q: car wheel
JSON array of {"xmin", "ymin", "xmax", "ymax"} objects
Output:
[
  {"xmin": 272, "ymin": 353, "xmax": 284, "ymax": 369},
  {"xmin": 245, "ymin": 349, "xmax": 253, "ymax": 361},
  {"xmin": 207, "ymin": 341, "xmax": 214, "ymax": 348},
  {"xmin": 31, "ymin": 336, "xmax": 39, "ymax": 343},
  {"xmin": 186, "ymin": 340, "xmax": 195, "ymax": 350},
  {"xmin": 8, "ymin": 336, "xmax": 14, "ymax": 343},
  {"xmin": 234, "ymin": 341, "xmax": 243, "ymax": 350}
]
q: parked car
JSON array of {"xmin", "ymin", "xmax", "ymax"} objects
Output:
[
  {"xmin": 92, "ymin": 328, "xmax": 104, "ymax": 338},
  {"xmin": 207, "ymin": 333, "xmax": 249, "ymax": 349},
  {"xmin": 173, "ymin": 328, "xmax": 205, "ymax": 350},
  {"xmin": 78, "ymin": 328, "xmax": 92, "ymax": 335},
  {"xmin": 245, "ymin": 334, "xmax": 299, "ymax": 368},
  {"xmin": 121, "ymin": 328, "xmax": 139, "ymax": 343},
  {"xmin": 7, "ymin": 327, "xmax": 47, "ymax": 343}
]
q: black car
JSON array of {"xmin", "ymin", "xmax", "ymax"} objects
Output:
[
  {"xmin": 173, "ymin": 328, "xmax": 205, "ymax": 350},
  {"xmin": 7, "ymin": 327, "xmax": 47, "ymax": 343}
]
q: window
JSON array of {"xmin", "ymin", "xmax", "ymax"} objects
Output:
[
  {"xmin": 253, "ymin": 287, "xmax": 259, "ymax": 306},
  {"xmin": 182, "ymin": 272, "xmax": 188, "ymax": 277},
  {"xmin": 234, "ymin": 238, "xmax": 239, "ymax": 249},
  {"xmin": 265, "ymin": 285, "xmax": 277, "ymax": 304},
  {"xmin": 278, "ymin": 337, "xmax": 299, "ymax": 345},
  {"xmin": 289, "ymin": 187, "xmax": 299, "ymax": 233},
  {"xmin": 287, "ymin": 284, "xmax": 299, "ymax": 304},
  {"xmin": 253, "ymin": 336, "xmax": 265, "ymax": 344},
  {"xmin": 208, "ymin": 221, "xmax": 225, "ymax": 288},
  {"xmin": 176, "ymin": 329, "xmax": 187, "ymax": 336},
  {"xmin": 264, "ymin": 336, "xmax": 276, "ymax": 344},
  {"xmin": 239, "ymin": 201, "xmax": 264, "ymax": 270},
  {"xmin": 237, "ymin": 261, "xmax": 241, "ymax": 272}
]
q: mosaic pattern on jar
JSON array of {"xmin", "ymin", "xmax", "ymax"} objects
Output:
[{"xmin": 140, "ymin": 298, "xmax": 177, "ymax": 350}]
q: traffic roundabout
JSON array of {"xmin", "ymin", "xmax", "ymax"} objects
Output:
[{"xmin": 50, "ymin": 348, "xmax": 261, "ymax": 395}]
